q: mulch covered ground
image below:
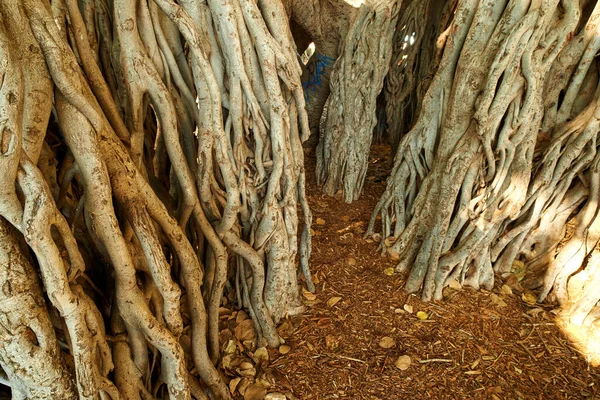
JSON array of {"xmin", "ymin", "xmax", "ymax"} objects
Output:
[{"xmin": 222, "ymin": 145, "xmax": 600, "ymax": 400}]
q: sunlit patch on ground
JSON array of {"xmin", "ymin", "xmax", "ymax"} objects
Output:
[{"xmin": 557, "ymin": 312, "xmax": 600, "ymax": 367}]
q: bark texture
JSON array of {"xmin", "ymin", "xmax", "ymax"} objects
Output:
[
  {"xmin": 0, "ymin": 0, "xmax": 311, "ymax": 398},
  {"xmin": 316, "ymin": 0, "xmax": 401, "ymax": 202},
  {"xmin": 370, "ymin": 0, "xmax": 600, "ymax": 342}
]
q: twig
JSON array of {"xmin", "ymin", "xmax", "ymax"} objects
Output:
[{"xmin": 419, "ymin": 358, "xmax": 453, "ymax": 364}]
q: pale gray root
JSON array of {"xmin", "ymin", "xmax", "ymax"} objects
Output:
[
  {"xmin": 0, "ymin": 0, "xmax": 314, "ymax": 397},
  {"xmin": 370, "ymin": 0, "xmax": 581, "ymax": 302},
  {"xmin": 383, "ymin": 0, "xmax": 452, "ymax": 154},
  {"xmin": 0, "ymin": 219, "xmax": 77, "ymax": 399},
  {"xmin": 491, "ymin": 4, "xmax": 600, "ymax": 329},
  {"xmin": 316, "ymin": 0, "xmax": 400, "ymax": 203}
]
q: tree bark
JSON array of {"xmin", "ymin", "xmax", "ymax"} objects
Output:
[
  {"xmin": 0, "ymin": 0, "xmax": 312, "ymax": 397},
  {"xmin": 371, "ymin": 0, "xmax": 600, "ymax": 338},
  {"xmin": 316, "ymin": 0, "xmax": 401, "ymax": 202}
]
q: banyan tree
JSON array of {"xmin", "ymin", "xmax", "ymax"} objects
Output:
[{"xmin": 3, "ymin": 0, "xmax": 600, "ymax": 398}]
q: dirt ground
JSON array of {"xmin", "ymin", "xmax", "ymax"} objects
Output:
[{"xmin": 221, "ymin": 145, "xmax": 600, "ymax": 400}]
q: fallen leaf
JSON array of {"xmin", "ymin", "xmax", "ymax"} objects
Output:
[
  {"xmin": 244, "ymin": 383, "xmax": 267, "ymax": 400},
  {"xmin": 327, "ymin": 296, "xmax": 342, "ymax": 307},
  {"xmin": 384, "ymin": 236, "xmax": 397, "ymax": 247},
  {"xmin": 265, "ymin": 393, "xmax": 287, "ymax": 400},
  {"xmin": 379, "ymin": 337, "xmax": 396, "ymax": 349},
  {"xmin": 521, "ymin": 293, "xmax": 537, "ymax": 306},
  {"xmin": 236, "ymin": 310, "xmax": 250, "ymax": 324},
  {"xmin": 387, "ymin": 247, "xmax": 401, "ymax": 261},
  {"xmin": 395, "ymin": 355, "xmax": 411, "ymax": 370},
  {"xmin": 500, "ymin": 284, "xmax": 513, "ymax": 295},
  {"xmin": 315, "ymin": 218, "xmax": 326, "ymax": 225},
  {"xmin": 403, "ymin": 304, "xmax": 413, "ymax": 314},
  {"xmin": 229, "ymin": 377, "xmax": 241, "ymax": 394},
  {"xmin": 347, "ymin": 257, "xmax": 357, "ymax": 266},
  {"xmin": 325, "ymin": 335, "xmax": 339, "ymax": 350},
  {"xmin": 238, "ymin": 364, "xmax": 257, "ymax": 377},
  {"xmin": 512, "ymin": 259, "xmax": 525, "ymax": 270},
  {"xmin": 252, "ymin": 347, "xmax": 269, "ymax": 366},
  {"xmin": 312, "ymin": 274, "xmax": 320, "ymax": 284},
  {"xmin": 277, "ymin": 319, "xmax": 295, "ymax": 338},
  {"xmin": 490, "ymin": 294, "xmax": 507, "ymax": 307},
  {"xmin": 416, "ymin": 311, "xmax": 428, "ymax": 320},
  {"xmin": 512, "ymin": 260, "xmax": 527, "ymax": 281},
  {"xmin": 279, "ymin": 345, "xmax": 291, "ymax": 355},
  {"xmin": 448, "ymin": 279, "xmax": 462, "ymax": 290},
  {"xmin": 302, "ymin": 291, "xmax": 317, "ymax": 301},
  {"xmin": 384, "ymin": 268, "xmax": 395, "ymax": 276},
  {"xmin": 234, "ymin": 319, "xmax": 257, "ymax": 342},
  {"xmin": 527, "ymin": 307, "xmax": 544, "ymax": 318},
  {"xmin": 224, "ymin": 339, "xmax": 237, "ymax": 355},
  {"xmin": 238, "ymin": 378, "xmax": 252, "ymax": 396},
  {"xmin": 317, "ymin": 318, "xmax": 330, "ymax": 328},
  {"xmin": 394, "ymin": 308, "xmax": 404, "ymax": 314}
]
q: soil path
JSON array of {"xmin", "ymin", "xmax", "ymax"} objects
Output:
[{"xmin": 266, "ymin": 146, "xmax": 600, "ymax": 399}]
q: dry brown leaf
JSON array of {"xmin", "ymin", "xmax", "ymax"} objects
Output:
[
  {"xmin": 395, "ymin": 355, "xmax": 411, "ymax": 370},
  {"xmin": 234, "ymin": 319, "xmax": 257, "ymax": 342},
  {"xmin": 238, "ymin": 365, "xmax": 257, "ymax": 377},
  {"xmin": 379, "ymin": 336, "xmax": 396, "ymax": 349},
  {"xmin": 527, "ymin": 308, "xmax": 544, "ymax": 318},
  {"xmin": 521, "ymin": 292, "xmax": 537, "ymax": 306},
  {"xmin": 229, "ymin": 377, "xmax": 241, "ymax": 395},
  {"xmin": 384, "ymin": 236, "xmax": 397, "ymax": 247},
  {"xmin": 279, "ymin": 345, "xmax": 291, "ymax": 355},
  {"xmin": 265, "ymin": 393, "xmax": 287, "ymax": 400},
  {"xmin": 327, "ymin": 296, "xmax": 342, "ymax": 307},
  {"xmin": 490, "ymin": 294, "xmax": 507, "ymax": 307},
  {"xmin": 500, "ymin": 284, "xmax": 513, "ymax": 295},
  {"xmin": 252, "ymin": 347, "xmax": 269, "ymax": 366},
  {"xmin": 277, "ymin": 319, "xmax": 295, "ymax": 338},
  {"xmin": 448, "ymin": 279, "xmax": 462, "ymax": 290},
  {"xmin": 387, "ymin": 248, "xmax": 401, "ymax": 261},
  {"xmin": 325, "ymin": 335, "xmax": 339, "ymax": 350},
  {"xmin": 315, "ymin": 218, "xmax": 326, "ymax": 225},
  {"xmin": 236, "ymin": 310, "xmax": 250, "ymax": 324},
  {"xmin": 347, "ymin": 257, "xmax": 357, "ymax": 266},
  {"xmin": 238, "ymin": 378, "xmax": 252, "ymax": 396},
  {"xmin": 302, "ymin": 291, "xmax": 317, "ymax": 301},
  {"xmin": 244, "ymin": 383, "xmax": 267, "ymax": 400},
  {"xmin": 317, "ymin": 318, "xmax": 331, "ymax": 328},
  {"xmin": 224, "ymin": 339, "xmax": 237, "ymax": 355}
]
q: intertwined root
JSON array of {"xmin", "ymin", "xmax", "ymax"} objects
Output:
[
  {"xmin": 316, "ymin": 0, "xmax": 400, "ymax": 203},
  {"xmin": 371, "ymin": 0, "xmax": 600, "ymax": 333},
  {"xmin": 0, "ymin": 0, "xmax": 311, "ymax": 398}
]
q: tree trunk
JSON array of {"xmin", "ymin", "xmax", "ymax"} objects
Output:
[
  {"xmin": 371, "ymin": 0, "xmax": 600, "ymax": 335},
  {"xmin": 383, "ymin": 0, "xmax": 455, "ymax": 155},
  {"xmin": 0, "ymin": 0, "xmax": 311, "ymax": 398},
  {"xmin": 316, "ymin": 0, "xmax": 401, "ymax": 203}
]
